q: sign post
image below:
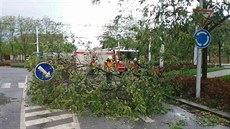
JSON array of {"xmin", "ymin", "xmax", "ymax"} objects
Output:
[
  {"xmin": 35, "ymin": 62, "xmax": 54, "ymax": 81},
  {"xmin": 193, "ymin": 0, "xmax": 213, "ymax": 98},
  {"xmin": 194, "ymin": 29, "xmax": 211, "ymax": 98}
]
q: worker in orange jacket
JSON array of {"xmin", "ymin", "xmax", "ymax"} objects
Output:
[
  {"xmin": 88, "ymin": 56, "xmax": 97, "ymax": 75},
  {"xmin": 104, "ymin": 56, "xmax": 114, "ymax": 84}
]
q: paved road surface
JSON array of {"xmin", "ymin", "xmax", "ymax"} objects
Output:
[{"xmin": 0, "ymin": 67, "xmax": 29, "ymax": 129}]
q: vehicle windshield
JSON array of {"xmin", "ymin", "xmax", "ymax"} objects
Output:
[{"xmin": 119, "ymin": 51, "xmax": 138, "ymax": 60}]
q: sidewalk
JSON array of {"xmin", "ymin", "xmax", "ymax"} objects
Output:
[{"xmin": 207, "ymin": 69, "xmax": 230, "ymax": 78}]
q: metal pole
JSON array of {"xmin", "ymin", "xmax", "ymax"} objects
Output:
[
  {"xmin": 36, "ymin": 26, "xmax": 39, "ymax": 58},
  {"xmin": 196, "ymin": 0, "xmax": 203, "ymax": 98},
  {"xmin": 148, "ymin": 41, "xmax": 151, "ymax": 61},
  {"xmin": 196, "ymin": 48, "xmax": 202, "ymax": 98},
  {"xmin": 160, "ymin": 44, "xmax": 164, "ymax": 68},
  {"xmin": 194, "ymin": 45, "xmax": 198, "ymax": 65}
]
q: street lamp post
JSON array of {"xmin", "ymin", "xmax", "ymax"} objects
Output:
[{"xmin": 36, "ymin": 26, "xmax": 39, "ymax": 59}]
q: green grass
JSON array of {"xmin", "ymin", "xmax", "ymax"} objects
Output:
[
  {"xmin": 10, "ymin": 63, "xmax": 25, "ymax": 68},
  {"xmin": 220, "ymin": 75, "xmax": 230, "ymax": 81},
  {"xmin": 166, "ymin": 67, "xmax": 225, "ymax": 76}
]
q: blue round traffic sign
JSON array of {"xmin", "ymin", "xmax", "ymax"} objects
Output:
[
  {"xmin": 194, "ymin": 29, "xmax": 211, "ymax": 48},
  {"xmin": 35, "ymin": 62, "xmax": 54, "ymax": 81}
]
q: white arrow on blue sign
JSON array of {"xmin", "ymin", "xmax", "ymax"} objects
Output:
[
  {"xmin": 35, "ymin": 62, "xmax": 54, "ymax": 81},
  {"xmin": 194, "ymin": 29, "xmax": 211, "ymax": 48}
]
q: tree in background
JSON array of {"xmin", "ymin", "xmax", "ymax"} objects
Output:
[
  {"xmin": 0, "ymin": 18, "xmax": 5, "ymax": 61},
  {"xmin": 100, "ymin": 0, "xmax": 196, "ymax": 65},
  {"xmin": 94, "ymin": 0, "xmax": 230, "ymax": 78},
  {"xmin": 210, "ymin": 20, "xmax": 230, "ymax": 67},
  {"xmin": 197, "ymin": 0, "xmax": 230, "ymax": 79},
  {"xmin": 37, "ymin": 17, "xmax": 76, "ymax": 56},
  {"xmin": 17, "ymin": 16, "xmax": 36, "ymax": 60},
  {"xmin": 0, "ymin": 16, "xmax": 76, "ymax": 61}
]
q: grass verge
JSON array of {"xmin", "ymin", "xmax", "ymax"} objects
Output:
[
  {"xmin": 220, "ymin": 75, "xmax": 230, "ymax": 81},
  {"xmin": 10, "ymin": 62, "xmax": 25, "ymax": 68},
  {"xmin": 166, "ymin": 67, "xmax": 225, "ymax": 76}
]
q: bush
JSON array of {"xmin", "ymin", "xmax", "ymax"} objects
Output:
[
  {"xmin": 0, "ymin": 62, "xmax": 11, "ymax": 66},
  {"xmin": 10, "ymin": 62, "xmax": 25, "ymax": 68}
]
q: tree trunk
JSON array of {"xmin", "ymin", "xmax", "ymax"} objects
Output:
[
  {"xmin": 10, "ymin": 43, "xmax": 14, "ymax": 61},
  {"xmin": 228, "ymin": 56, "xmax": 230, "ymax": 63},
  {"xmin": 202, "ymin": 23, "xmax": 209, "ymax": 80},
  {"xmin": 208, "ymin": 48, "xmax": 211, "ymax": 63},
  {"xmin": 227, "ymin": 51, "xmax": 230, "ymax": 63},
  {"xmin": 202, "ymin": 47, "xmax": 208, "ymax": 80},
  {"xmin": 218, "ymin": 43, "xmax": 222, "ymax": 67},
  {"xmin": 0, "ymin": 41, "xmax": 2, "ymax": 61}
]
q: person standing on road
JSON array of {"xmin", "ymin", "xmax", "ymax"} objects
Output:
[
  {"xmin": 133, "ymin": 58, "xmax": 141, "ymax": 70},
  {"xmin": 104, "ymin": 56, "xmax": 114, "ymax": 84},
  {"xmin": 88, "ymin": 56, "xmax": 97, "ymax": 75}
]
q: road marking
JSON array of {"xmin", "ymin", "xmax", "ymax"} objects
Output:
[
  {"xmin": 18, "ymin": 82, "xmax": 25, "ymax": 88},
  {"xmin": 44, "ymin": 122, "xmax": 79, "ymax": 129},
  {"xmin": 25, "ymin": 105, "xmax": 43, "ymax": 111},
  {"xmin": 25, "ymin": 113, "xmax": 73, "ymax": 127},
  {"xmin": 25, "ymin": 109, "xmax": 61, "ymax": 117},
  {"xmin": 1, "ymin": 83, "xmax": 11, "ymax": 88},
  {"xmin": 20, "ymin": 75, "xmax": 81, "ymax": 129},
  {"xmin": 73, "ymin": 113, "xmax": 81, "ymax": 129}
]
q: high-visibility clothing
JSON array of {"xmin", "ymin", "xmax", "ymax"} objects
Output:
[
  {"xmin": 105, "ymin": 61, "xmax": 114, "ymax": 72},
  {"xmin": 134, "ymin": 62, "xmax": 139, "ymax": 70},
  {"xmin": 90, "ymin": 60, "xmax": 96, "ymax": 66}
]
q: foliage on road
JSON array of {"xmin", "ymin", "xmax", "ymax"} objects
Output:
[
  {"xmin": 196, "ymin": 112, "xmax": 229, "ymax": 126},
  {"xmin": 0, "ymin": 93, "xmax": 11, "ymax": 106},
  {"xmin": 26, "ymin": 57, "xmax": 177, "ymax": 120},
  {"xmin": 169, "ymin": 119, "xmax": 187, "ymax": 129}
]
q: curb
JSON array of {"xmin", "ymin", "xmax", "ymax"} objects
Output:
[
  {"xmin": 20, "ymin": 75, "xmax": 28, "ymax": 129},
  {"xmin": 174, "ymin": 97, "xmax": 230, "ymax": 121}
]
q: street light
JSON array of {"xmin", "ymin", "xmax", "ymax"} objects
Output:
[{"xmin": 36, "ymin": 26, "xmax": 40, "ymax": 59}]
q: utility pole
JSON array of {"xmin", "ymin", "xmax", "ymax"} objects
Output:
[{"xmin": 196, "ymin": 0, "xmax": 203, "ymax": 98}]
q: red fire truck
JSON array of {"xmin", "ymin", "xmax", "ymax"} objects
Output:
[{"xmin": 72, "ymin": 47, "xmax": 139, "ymax": 73}]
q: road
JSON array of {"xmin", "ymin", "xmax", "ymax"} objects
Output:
[
  {"xmin": 0, "ymin": 67, "xmax": 78, "ymax": 129},
  {"xmin": 0, "ymin": 67, "xmax": 30, "ymax": 129}
]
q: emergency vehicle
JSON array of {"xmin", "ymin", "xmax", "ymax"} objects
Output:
[{"xmin": 72, "ymin": 47, "xmax": 139, "ymax": 73}]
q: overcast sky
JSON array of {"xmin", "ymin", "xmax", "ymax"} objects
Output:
[
  {"xmin": 0, "ymin": 0, "xmax": 201, "ymax": 49},
  {"xmin": 0, "ymin": 0, "xmax": 123, "ymax": 48}
]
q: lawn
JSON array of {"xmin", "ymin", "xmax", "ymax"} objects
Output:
[
  {"xmin": 166, "ymin": 67, "xmax": 225, "ymax": 76},
  {"xmin": 220, "ymin": 75, "xmax": 230, "ymax": 81}
]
